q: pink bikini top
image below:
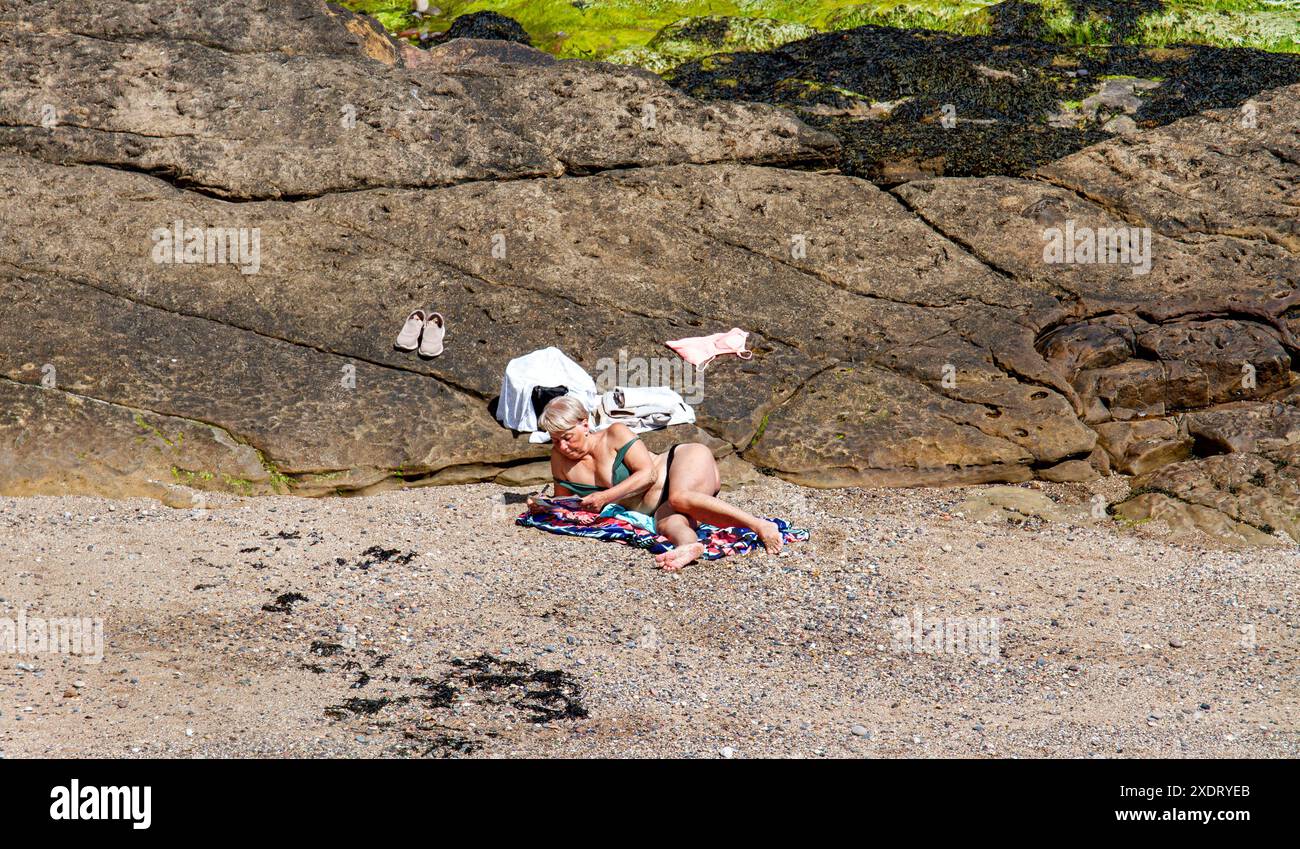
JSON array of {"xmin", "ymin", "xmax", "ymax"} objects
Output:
[{"xmin": 665, "ymin": 327, "xmax": 753, "ymax": 371}]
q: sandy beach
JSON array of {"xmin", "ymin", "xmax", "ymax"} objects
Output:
[{"xmin": 2, "ymin": 477, "xmax": 1294, "ymax": 759}]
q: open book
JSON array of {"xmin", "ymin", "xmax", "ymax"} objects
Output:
[{"xmin": 531, "ymin": 494, "xmax": 585, "ymax": 511}]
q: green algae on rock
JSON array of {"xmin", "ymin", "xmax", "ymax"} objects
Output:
[
  {"xmin": 607, "ymin": 15, "xmax": 818, "ymax": 74},
  {"xmin": 342, "ymin": 1, "xmax": 1300, "ymax": 61}
]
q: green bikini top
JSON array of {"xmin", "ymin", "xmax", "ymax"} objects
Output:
[{"xmin": 557, "ymin": 436, "xmax": 639, "ymax": 497}]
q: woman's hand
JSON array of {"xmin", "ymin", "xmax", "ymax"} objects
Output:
[{"xmin": 578, "ymin": 492, "xmax": 608, "ymax": 513}]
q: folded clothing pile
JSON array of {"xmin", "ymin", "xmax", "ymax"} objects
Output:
[
  {"xmin": 593, "ymin": 386, "xmax": 695, "ymax": 432},
  {"xmin": 516, "ymin": 506, "xmax": 808, "ymax": 561},
  {"xmin": 496, "ymin": 347, "xmax": 599, "ymax": 442},
  {"xmin": 497, "ymin": 347, "xmax": 694, "ymax": 442}
]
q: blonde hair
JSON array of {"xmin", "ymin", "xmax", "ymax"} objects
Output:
[{"xmin": 538, "ymin": 395, "xmax": 589, "ymax": 435}]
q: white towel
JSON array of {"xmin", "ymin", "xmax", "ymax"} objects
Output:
[
  {"xmin": 496, "ymin": 347, "xmax": 598, "ymax": 434},
  {"xmin": 593, "ymin": 386, "xmax": 695, "ymax": 433},
  {"xmin": 611, "ymin": 386, "xmax": 687, "ymax": 411}
]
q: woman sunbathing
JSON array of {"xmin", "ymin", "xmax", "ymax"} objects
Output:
[{"xmin": 527, "ymin": 396, "xmax": 783, "ymax": 571}]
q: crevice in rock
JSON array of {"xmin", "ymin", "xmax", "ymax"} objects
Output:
[
  {"xmin": 898, "ymin": 371, "xmax": 1047, "ymax": 454},
  {"xmin": 1034, "ymin": 169, "xmax": 1298, "ymax": 255},
  {"xmin": 739, "ymin": 357, "xmax": 1039, "ymax": 480},
  {"xmin": 1028, "ymin": 449, "xmax": 1092, "ymax": 469},
  {"xmin": 0, "ymin": 150, "xmax": 252, "ymax": 202},
  {"xmin": 0, "ymin": 373, "xmax": 488, "ymax": 496},
  {"xmin": 1032, "ymin": 308, "xmax": 1129, "ymax": 351},
  {"xmin": 1035, "ymin": 305, "xmax": 1298, "ymax": 360},
  {"xmin": 1123, "ymin": 481, "xmax": 1280, "ymax": 538},
  {"xmin": 1028, "ymin": 172, "xmax": 1147, "ymax": 229},
  {"xmin": 0, "ymin": 146, "xmax": 559, "ymax": 203},
  {"xmin": 30, "ymin": 26, "xmax": 393, "ymax": 61},
  {"xmin": 888, "ymin": 185, "xmax": 1063, "ymax": 300},
  {"xmin": 1150, "ymin": 223, "xmax": 1294, "ymax": 253},
  {"xmin": 686, "ymin": 221, "xmax": 1055, "ymax": 389},
  {"xmin": 1187, "ymin": 430, "xmax": 1232, "ymax": 460},
  {"xmin": 984, "ymin": 347, "xmax": 1083, "ymax": 413},
  {"xmin": 4, "ymin": 267, "xmax": 755, "ymax": 492},
  {"xmin": 309, "ymin": 211, "xmax": 709, "ymax": 336},
  {"xmin": 6, "ymin": 263, "xmax": 493, "ymax": 402},
  {"xmin": 740, "ymin": 358, "xmax": 843, "ymax": 456},
  {"xmin": 694, "ymin": 224, "xmax": 963, "ymax": 313},
  {"xmin": 0, "ymin": 121, "xmax": 208, "ymax": 141},
  {"xmin": 0, "ymin": 372, "xmax": 265, "ymax": 461},
  {"xmin": 1262, "ymin": 144, "xmax": 1300, "ymax": 169},
  {"xmin": 0, "ymin": 125, "xmax": 831, "ymax": 204},
  {"xmin": 743, "ymin": 358, "xmax": 846, "ymax": 457},
  {"xmin": 1141, "ymin": 307, "xmax": 1297, "ymax": 350}
]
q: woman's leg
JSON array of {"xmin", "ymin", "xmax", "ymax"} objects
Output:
[
  {"xmin": 652, "ymin": 509, "xmax": 704, "ymax": 572},
  {"xmin": 653, "ymin": 444, "xmax": 783, "ymax": 569}
]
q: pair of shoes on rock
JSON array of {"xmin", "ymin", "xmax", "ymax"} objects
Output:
[{"xmin": 394, "ymin": 310, "xmax": 445, "ymax": 358}]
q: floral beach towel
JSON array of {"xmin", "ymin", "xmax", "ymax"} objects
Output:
[{"xmin": 516, "ymin": 506, "xmax": 808, "ymax": 561}]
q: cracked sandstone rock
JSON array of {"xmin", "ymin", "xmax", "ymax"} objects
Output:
[
  {"xmin": 1118, "ymin": 441, "xmax": 1300, "ymax": 546},
  {"xmin": 0, "ymin": 152, "xmax": 1091, "ymax": 492},
  {"xmin": 0, "ymin": 0, "xmax": 401, "ymax": 62},
  {"xmin": 0, "ymin": 9, "xmax": 836, "ymax": 199}
]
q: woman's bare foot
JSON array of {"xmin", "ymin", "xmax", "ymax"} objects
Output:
[
  {"xmin": 755, "ymin": 519, "xmax": 784, "ymax": 555},
  {"xmin": 655, "ymin": 542, "xmax": 705, "ymax": 572}
]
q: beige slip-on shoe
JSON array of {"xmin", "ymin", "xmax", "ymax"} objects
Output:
[
  {"xmin": 394, "ymin": 310, "xmax": 426, "ymax": 351},
  {"xmin": 418, "ymin": 312, "xmax": 445, "ymax": 358}
]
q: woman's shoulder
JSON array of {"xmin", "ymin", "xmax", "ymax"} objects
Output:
[{"xmin": 605, "ymin": 422, "xmax": 638, "ymax": 445}]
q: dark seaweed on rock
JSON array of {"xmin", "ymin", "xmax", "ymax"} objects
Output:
[
  {"xmin": 430, "ymin": 11, "xmax": 532, "ymax": 47},
  {"xmin": 668, "ymin": 24, "xmax": 1300, "ymax": 183},
  {"xmin": 987, "ymin": 0, "xmax": 1049, "ymax": 39},
  {"xmin": 990, "ymin": 0, "xmax": 1165, "ymax": 42}
]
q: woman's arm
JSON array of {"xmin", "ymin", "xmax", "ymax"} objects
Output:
[
  {"xmin": 549, "ymin": 452, "xmax": 576, "ymax": 497},
  {"xmin": 528, "ymin": 455, "xmax": 577, "ymax": 513},
  {"xmin": 580, "ymin": 426, "xmax": 656, "ymax": 510}
]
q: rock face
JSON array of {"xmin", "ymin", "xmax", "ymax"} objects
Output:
[
  {"xmin": 1115, "ymin": 440, "xmax": 1300, "ymax": 547},
  {"xmin": 0, "ymin": 0, "xmax": 402, "ymax": 62},
  {"xmin": 1037, "ymin": 90, "xmax": 1300, "ymax": 253},
  {"xmin": 892, "ymin": 81, "xmax": 1300, "ymax": 542},
  {"xmin": 0, "ymin": 0, "xmax": 1298, "ymax": 547},
  {"xmin": 0, "ymin": 2, "xmax": 834, "ymax": 199}
]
